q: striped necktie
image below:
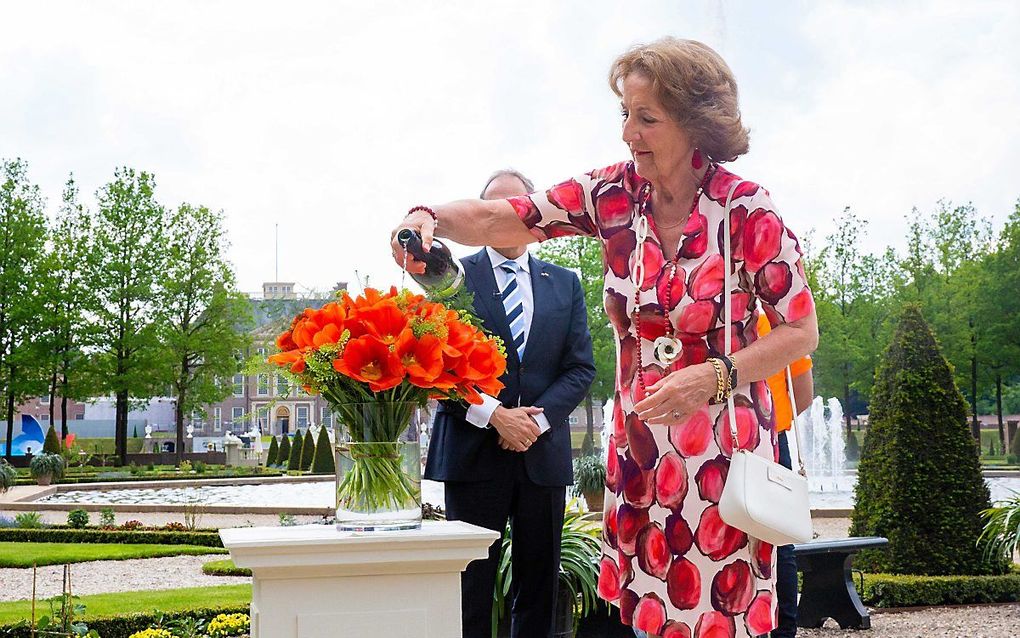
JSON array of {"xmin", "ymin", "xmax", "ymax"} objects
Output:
[{"xmin": 499, "ymin": 260, "xmax": 527, "ymax": 361}]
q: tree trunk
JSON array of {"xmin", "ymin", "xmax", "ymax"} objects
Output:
[
  {"xmin": 175, "ymin": 384, "xmax": 186, "ymax": 467},
  {"xmin": 5, "ymin": 366, "xmax": 16, "ymax": 458},
  {"xmin": 3, "ymin": 369, "xmax": 12, "ymax": 462},
  {"xmin": 970, "ymin": 353, "xmax": 980, "ymax": 441},
  {"xmin": 996, "ymin": 372, "xmax": 1005, "ymax": 451},
  {"xmin": 115, "ymin": 389, "xmax": 128, "ymax": 465},
  {"xmin": 843, "ymin": 378, "xmax": 852, "ymax": 438},
  {"xmin": 60, "ymin": 373, "xmax": 69, "ymax": 439},
  {"xmin": 48, "ymin": 370, "xmax": 57, "ymax": 437}
]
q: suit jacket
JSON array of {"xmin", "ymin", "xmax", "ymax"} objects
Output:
[{"xmin": 424, "ymin": 249, "xmax": 595, "ymax": 487}]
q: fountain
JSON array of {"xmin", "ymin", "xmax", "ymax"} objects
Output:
[{"xmin": 801, "ymin": 397, "xmax": 854, "ymax": 496}]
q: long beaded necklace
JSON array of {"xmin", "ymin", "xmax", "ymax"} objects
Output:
[{"xmin": 631, "ymin": 163, "xmax": 717, "ymax": 394}]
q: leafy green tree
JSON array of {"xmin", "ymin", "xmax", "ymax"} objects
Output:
[
  {"xmin": 87, "ymin": 168, "xmax": 169, "ymax": 464},
  {"xmin": 265, "ymin": 435, "xmax": 279, "ymax": 467},
  {"xmin": 38, "ymin": 176, "xmax": 97, "ymax": 438},
  {"xmin": 898, "ymin": 201, "xmax": 993, "ymax": 440},
  {"xmin": 850, "ymin": 305, "xmax": 998, "ymax": 575},
  {"xmin": 287, "ymin": 431, "xmax": 304, "ymax": 471},
  {"xmin": 155, "ymin": 203, "xmax": 252, "ymax": 465},
  {"xmin": 300, "ymin": 428, "xmax": 315, "ymax": 471},
  {"xmin": 536, "ymin": 236, "xmax": 612, "ymax": 452},
  {"xmin": 808, "ymin": 208, "xmax": 894, "ymax": 434},
  {"xmin": 311, "ymin": 426, "xmax": 335, "ymax": 474},
  {"xmin": 276, "ymin": 434, "xmax": 291, "ymax": 468},
  {"xmin": 978, "ymin": 201, "xmax": 1020, "ymax": 448},
  {"xmin": 0, "ymin": 159, "xmax": 48, "ymax": 459}
]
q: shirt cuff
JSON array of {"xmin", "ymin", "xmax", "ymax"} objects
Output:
[
  {"xmin": 533, "ymin": 412, "xmax": 552, "ymax": 435},
  {"xmin": 466, "ymin": 393, "xmax": 501, "ymax": 428}
]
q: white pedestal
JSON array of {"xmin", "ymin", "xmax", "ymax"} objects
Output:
[{"xmin": 220, "ymin": 521, "xmax": 499, "ymax": 638}]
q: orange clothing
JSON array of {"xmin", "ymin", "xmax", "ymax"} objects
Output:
[{"xmin": 757, "ymin": 314, "xmax": 812, "ymax": 432}]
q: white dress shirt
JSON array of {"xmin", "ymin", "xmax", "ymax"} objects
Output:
[{"xmin": 465, "ymin": 247, "xmax": 551, "ymax": 435}]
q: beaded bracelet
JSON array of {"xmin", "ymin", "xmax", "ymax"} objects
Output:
[{"xmin": 406, "ymin": 205, "xmax": 437, "ymax": 222}]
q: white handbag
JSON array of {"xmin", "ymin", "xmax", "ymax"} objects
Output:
[{"xmin": 717, "ymin": 180, "xmax": 814, "ymax": 547}]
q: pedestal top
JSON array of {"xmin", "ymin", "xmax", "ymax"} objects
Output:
[
  {"xmin": 221, "ymin": 520, "xmax": 495, "ymax": 549},
  {"xmin": 220, "ymin": 520, "xmax": 499, "ymax": 576}
]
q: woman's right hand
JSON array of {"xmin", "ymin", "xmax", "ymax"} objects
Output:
[{"xmin": 390, "ymin": 209, "xmax": 437, "ymax": 275}]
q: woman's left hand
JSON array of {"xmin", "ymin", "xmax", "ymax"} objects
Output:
[{"xmin": 633, "ymin": 362, "xmax": 717, "ymax": 426}]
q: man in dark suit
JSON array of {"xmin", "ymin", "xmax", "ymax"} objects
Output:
[{"xmin": 425, "ymin": 169, "xmax": 596, "ymax": 638}]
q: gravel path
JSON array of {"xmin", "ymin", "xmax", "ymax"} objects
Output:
[
  {"xmin": 798, "ymin": 603, "xmax": 1020, "ymax": 638},
  {"xmin": 0, "ymin": 554, "xmax": 250, "ymax": 602}
]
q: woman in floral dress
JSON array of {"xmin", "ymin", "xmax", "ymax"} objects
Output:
[{"xmin": 392, "ymin": 37, "xmax": 818, "ymax": 638}]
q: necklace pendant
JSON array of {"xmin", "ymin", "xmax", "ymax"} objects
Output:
[{"xmin": 652, "ymin": 336, "xmax": 683, "ymax": 366}]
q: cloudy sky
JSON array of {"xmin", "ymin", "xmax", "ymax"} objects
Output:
[{"xmin": 2, "ymin": 0, "xmax": 1018, "ymax": 295}]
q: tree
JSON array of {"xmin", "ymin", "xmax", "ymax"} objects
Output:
[
  {"xmin": 155, "ymin": 203, "xmax": 252, "ymax": 465},
  {"xmin": 43, "ymin": 425, "xmax": 61, "ymax": 454},
  {"xmin": 38, "ymin": 176, "xmax": 97, "ymax": 438},
  {"xmin": 88, "ymin": 168, "xmax": 169, "ymax": 465},
  {"xmin": 536, "ymin": 236, "xmax": 613, "ymax": 452},
  {"xmin": 808, "ymin": 208, "xmax": 891, "ymax": 435},
  {"xmin": 311, "ymin": 426, "xmax": 335, "ymax": 474},
  {"xmin": 850, "ymin": 305, "xmax": 998, "ymax": 575},
  {"xmin": 277, "ymin": 434, "xmax": 291, "ymax": 468},
  {"xmin": 265, "ymin": 435, "xmax": 279, "ymax": 467},
  {"xmin": 287, "ymin": 431, "xmax": 303, "ymax": 471},
  {"xmin": 899, "ymin": 201, "xmax": 993, "ymax": 440},
  {"xmin": 0, "ymin": 159, "xmax": 48, "ymax": 460},
  {"xmin": 300, "ymin": 428, "xmax": 315, "ymax": 471}
]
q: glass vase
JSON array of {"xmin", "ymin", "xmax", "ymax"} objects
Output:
[{"xmin": 332, "ymin": 402, "xmax": 422, "ymax": 531}]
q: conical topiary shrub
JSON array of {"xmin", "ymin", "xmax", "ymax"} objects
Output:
[
  {"xmin": 277, "ymin": 434, "xmax": 291, "ymax": 468},
  {"xmin": 287, "ymin": 431, "xmax": 304, "ymax": 471},
  {"xmin": 300, "ymin": 429, "xmax": 315, "ymax": 471},
  {"xmin": 311, "ymin": 426, "xmax": 335, "ymax": 474},
  {"xmin": 43, "ymin": 425, "xmax": 62, "ymax": 455},
  {"xmin": 265, "ymin": 435, "xmax": 279, "ymax": 467},
  {"xmin": 849, "ymin": 305, "xmax": 1000, "ymax": 575}
]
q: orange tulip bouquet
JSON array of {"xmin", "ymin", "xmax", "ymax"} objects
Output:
[{"xmin": 268, "ymin": 287, "xmax": 506, "ymax": 529}]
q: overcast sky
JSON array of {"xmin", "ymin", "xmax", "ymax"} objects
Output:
[{"xmin": 2, "ymin": 0, "xmax": 1018, "ymax": 295}]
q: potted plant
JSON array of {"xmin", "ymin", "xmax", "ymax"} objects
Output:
[
  {"xmin": 573, "ymin": 454, "xmax": 606, "ymax": 514},
  {"xmin": 0, "ymin": 459, "xmax": 16, "ymax": 493},
  {"xmin": 493, "ymin": 501, "xmax": 602, "ymax": 638},
  {"xmin": 30, "ymin": 453, "xmax": 66, "ymax": 486}
]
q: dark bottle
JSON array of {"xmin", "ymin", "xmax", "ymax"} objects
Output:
[{"xmin": 397, "ymin": 229, "xmax": 465, "ymax": 297}]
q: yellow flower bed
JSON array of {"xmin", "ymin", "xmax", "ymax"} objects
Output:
[
  {"xmin": 208, "ymin": 612, "xmax": 250, "ymax": 637},
  {"xmin": 128, "ymin": 630, "xmax": 173, "ymax": 638}
]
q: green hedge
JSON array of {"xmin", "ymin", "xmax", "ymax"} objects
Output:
[
  {"xmin": 14, "ymin": 468, "xmax": 282, "ymax": 485},
  {"xmin": 0, "ymin": 528, "xmax": 222, "ymax": 547},
  {"xmin": 0, "ymin": 605, "xmax": 248, "ymax": 638},
  {"xmin": 202, "ymin": 559, "xmax": 252, "ymax": 577},
  {"xmin": 861, "ymin": 572, "xmax": 1020, "ymax": 608}
]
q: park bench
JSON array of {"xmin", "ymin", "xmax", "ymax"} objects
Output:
[{"xmin": 794, "ymin": 536, "xmax": 889, "ymax": 630}]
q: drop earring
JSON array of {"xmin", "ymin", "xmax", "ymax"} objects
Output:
[{"xmin": 691, "ymin": 148, "xmax": 704, "ymax": 170}]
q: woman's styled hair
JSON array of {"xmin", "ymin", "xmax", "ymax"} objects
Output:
[{"xmin": 610, "ymin": 37, "xmax": 750, "ymax": 162}]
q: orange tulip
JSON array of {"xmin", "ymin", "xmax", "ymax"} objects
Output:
[
  {"xmin": 332, "ymin": 334, "xmax": 405, "ymax": 392},
  {"xmin": 395, "ymin": 329, "xmax": 444, "ymax": 387},
  {"xmin": 268, "ymin": 349, "xmax": 307, "ymax": 374}
]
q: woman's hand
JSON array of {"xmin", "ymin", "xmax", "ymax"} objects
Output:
[
  {"xmin": 633, "ymin": 362, "xmax": 717, "ymax": 426},
  {"xmin": 390, "ymin": 209, "xmax": 437, "ymax": 275}
]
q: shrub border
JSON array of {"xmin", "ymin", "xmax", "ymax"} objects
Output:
[
  {"xmin": 861, "ymin": 572, "xmax": 1020, "ymax": 608},
  {"xmin": 0, "ymin": 605, "xmax": 249, "ymax": 638},
  {"xmin": 202, "ymin": 559, "xmax": 253, "ymax": 577},
  {"xmin": 0, "ymin": 528, "xmax": 222, "ymax": 547}
]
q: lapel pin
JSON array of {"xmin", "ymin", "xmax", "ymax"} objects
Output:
[{"xmin": 540, "ymin": 272, "xmax": 550, "ymax": 277}]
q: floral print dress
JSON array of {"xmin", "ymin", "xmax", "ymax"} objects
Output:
[{"xmin": 508, "ymin": 161, "xmax": 814, "ymax": 638}]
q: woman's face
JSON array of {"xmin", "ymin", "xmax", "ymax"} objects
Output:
[{"xmin": 620, "ymin": 73, "xmax": 695, "ymax": 185}]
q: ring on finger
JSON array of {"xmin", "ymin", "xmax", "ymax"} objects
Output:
[{"xmin": 671, "ymin": 409, "xmax": 682, "ymax": 419}]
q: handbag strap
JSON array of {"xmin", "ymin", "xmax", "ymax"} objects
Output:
[{"xmin": 721, "ymin": 180, "xmax": 807, "ymax": 477}]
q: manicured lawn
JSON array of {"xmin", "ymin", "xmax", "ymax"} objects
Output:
[
  {"xmin": 0, "ymin": 542, "xmax": 226, "ymax": 568},
  {"xmin": 0, "ymin": 584, "xmax": 251, "ymax": 625},
  {"xmin": 202, "ymin": 558, "xmax": 252, "ymax": 577}
]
